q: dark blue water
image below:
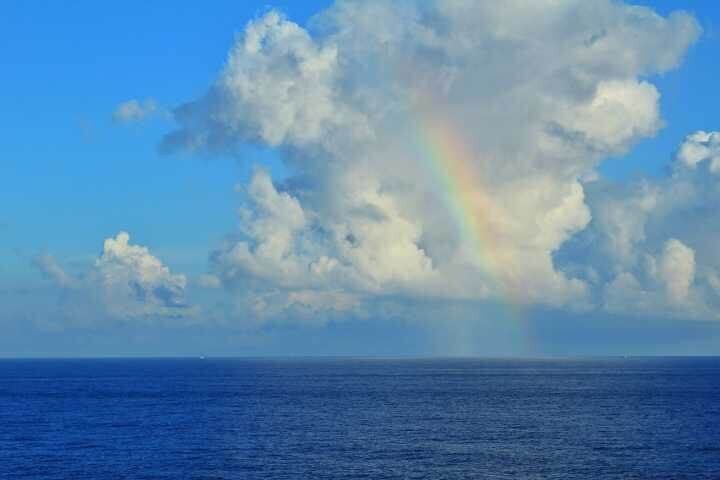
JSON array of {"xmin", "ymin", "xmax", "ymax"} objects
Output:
[{"xmin": 1, "ymin": 358, "xmax": 719, "ymax": 479}]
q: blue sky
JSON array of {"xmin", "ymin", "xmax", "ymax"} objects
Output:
[
  {"xmin": 1, "ymin": 1, "xmax": 720, "ymax": 357},
  {"xmin": 2, "ymin": 1, "xmax": 328, "ymax": 270}
]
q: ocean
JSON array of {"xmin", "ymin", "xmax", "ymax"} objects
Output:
[{"xmin": 1, "ymin": 357, "xmax": 719, "ymax": 479}]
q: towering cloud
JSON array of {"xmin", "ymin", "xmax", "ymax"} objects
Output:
[{"xmin": 161, "ymin": 0, "xmax": 710, "ymax": 324}]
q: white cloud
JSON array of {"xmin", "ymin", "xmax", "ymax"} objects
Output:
[
  {"xmin": 566, "ymin": 134, "xmax": 720, "ymax": 320},
  {"xmin": 94, "ymin": 232, "xmax": 190, "ymax": 318},
  {"xmin": 34, "ymin": 232, "xmax": 194, "ymax": 324},
  {"xmin": 161, "ymin": 11, "xmax": 368, "ymax": 153},
  {"xmin": 677, "ymin": 131, "xmax": 720, "ymax": 173},
  {"xmin": 163, "ymin": 1, "xmax": 702, "ymax": 324},
  {"xmin": 590, "ymin": 181, "xmax": 659, "ymax": 267},
  {"xmin": 657, "ymin": 238, "xmax": 695, "ymax": 304},
  {"xmin": 113, "ymin": 98, "xmax": 158, "ymax": 123},
  {"xmin": 602, "ymin": 239, "xmax": 699, "ymax": 316}
]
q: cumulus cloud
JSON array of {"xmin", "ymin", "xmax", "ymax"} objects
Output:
[
  {"xmin": 34, "ymin": 232, "xmax": 194, "ymax": 324},
  {"xmin": 603, "ymin": 239, "xmax": 697, "ymax": 314},
  {"xmin": 94, "ymin": 232, "xmax": 190, "ymax": 318},
  {"xmin": 677, "ymin": 131, "xmax": 720, "ymax": 173},
  {"xmin": 162, "ymin": 1, "xmax": 705, "ymax": 324},
  {"xmin": 561, "ymin": 131, "xmax": 720, "ymax": 320},
  {"xmin": 161, "ymin": 11, "xmax": 368, "ymax": 153},
  {"xmin": 113, "ymin": 98, "xmax": 158, "ymax": 123},
  {"xmin": 657, "ymin": 239, "xmax": 696, "ymax": 303}
]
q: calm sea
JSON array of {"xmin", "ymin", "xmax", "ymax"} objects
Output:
[{"xmin": 1, "ymin": 357, "xmax": 719, "ymax": 479}]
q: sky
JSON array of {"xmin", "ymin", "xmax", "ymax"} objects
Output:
[{"xmin": 1, "ymin": 0, "xmax": 720, "ymax": 357}]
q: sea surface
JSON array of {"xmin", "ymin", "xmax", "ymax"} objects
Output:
[{"xmin": 1, "ymin": 357, "xmax": 719, "ymax": 479}]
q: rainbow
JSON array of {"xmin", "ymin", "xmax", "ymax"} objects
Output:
[{"xmin": 411, "ymin": 97, "xmax": 521, "ymax": 302}]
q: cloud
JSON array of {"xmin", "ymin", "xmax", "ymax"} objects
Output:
[
  {"xmin": 603, "ymin": 239, "xmax": 697, "ymax": 314},
  {"xmin": 94, "ymin": 232, "xmax": 190, "ymax": 318},
  {"xmin": 561, "ymin": 132, "xmax": 720, "ymax": 320},
  {"xmin": 657, "ymin": 239, "xmax": 696, "ymax": 303},
  {"xmin": 196, "ymin": 274, "xmax": 222, "ymax": 289},
  {"xmin": 234, "ymin": 289, "xmax": 363, "ymax": 327},
  {"xmin": 113, "ymin": 98, "xmax": 158, "ymax": 123},
  {"xmin": 211, "ymin": 169, "xmax": 435, "ymax": 295},
  {"xmin": 33, "ymin": 254, "xmax": 77, "ymax": 289},
  {"xmin": 162, "ymin": 1, "xmax": 704, "ymax": 324},
  {"xmin": 34, "ymin": 232, "xmax": 195, "ymax": 325},
  {"xmin": 160, "ymin": 10, "xmax": 369, "ymax": 154},
  {"xmin": 677, "ymin": 131, "xmax": 720, "ymax": 173}
]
